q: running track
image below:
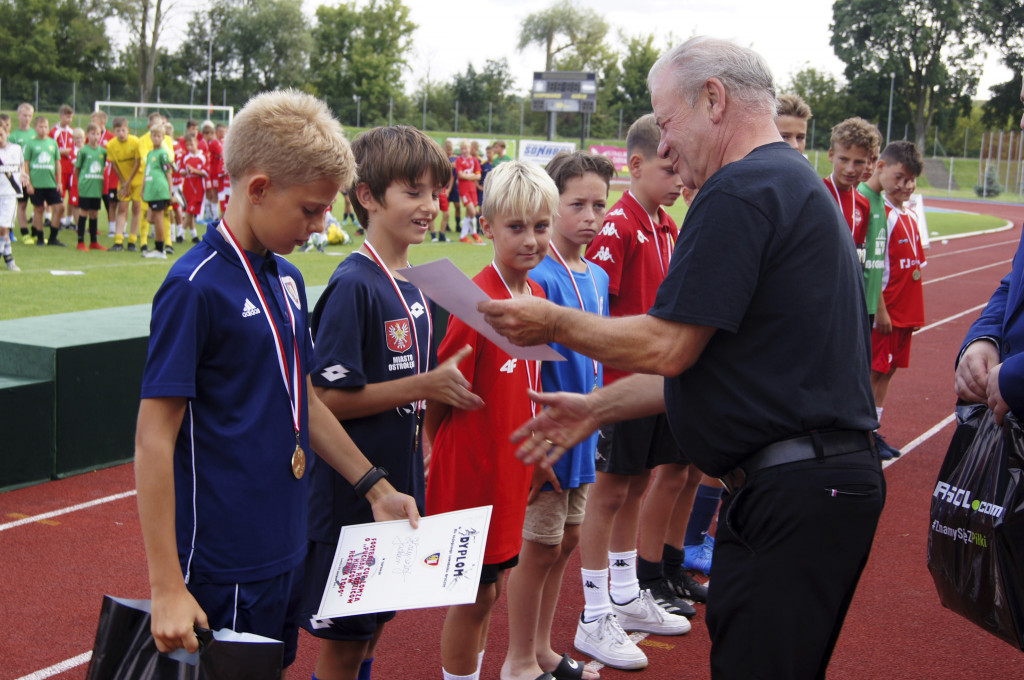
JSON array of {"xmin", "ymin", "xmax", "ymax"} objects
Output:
[{"xmin": 3, "ymin": 197, "xmax": 1024, "ymax": 679}]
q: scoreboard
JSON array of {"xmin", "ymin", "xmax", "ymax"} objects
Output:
[{"xmin": 531, "ymin": 71, "xmax": 597, "ymax": 113}]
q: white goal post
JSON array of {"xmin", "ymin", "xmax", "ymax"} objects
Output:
[{"xmin": 93, "ymin": 101, "xmax": 234, "ymax": 134}]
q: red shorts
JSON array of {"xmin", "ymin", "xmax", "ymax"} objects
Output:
[
  {"xmin": 871, "ymin": 326, "xmax": 914, "ymax": 373},
  {"xmin": 60, "ymin": 168, "xmax": 74, "ymax": 196},
  {"xmin": 186, "ymin": 197, "xmax": 203, "ymax": 216},
  {"xmin": 438, "ymin": 191, "xmax": 449, "ymax": 211},
  {"xmin": 459, "ymin": 183, "xmax": 478, "ymax": 207}
]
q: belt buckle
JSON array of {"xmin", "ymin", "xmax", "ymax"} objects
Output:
[{"xmin": 719, "ymin": 467, "xmax": 746, "ymax": 494}]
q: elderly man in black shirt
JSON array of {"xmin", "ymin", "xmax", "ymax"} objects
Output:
[{"xmin": 480, "ymin": 36, "xmax": 884, "ymax": 680}]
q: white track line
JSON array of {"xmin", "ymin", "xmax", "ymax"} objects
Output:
[
  {"xmin": 882, "ymin": 414, "xmax": 957, "ymax": 470},
  {"xmin": 13, "ymin": 652, "xmax": 92, "ymax": 680},
  {"xmin": 0, "ymin": 490, "xmax": 136, "ymax": 532},
  {"xmin": 923, "ymin": 259, "xmax": 1012, "ymax": 285},
  {"xmin": 913, "ymin": 303, "xmax": 987, "ymax": 335},
  {"xmin": 927, "ymin": 238, "xmax": 1019, "ymax": 258}
]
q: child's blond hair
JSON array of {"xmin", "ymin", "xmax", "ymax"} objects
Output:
[
  {"xmin": 777, "ymin": 93, "xmax": 812, "ymax": 120},
  {"xmin": 481, "ymin": 160, "xmax": 558, "ymax": 223},
  {"xmin": 626, "ymin": 113, "xmax": 661, "ymax": 160},
  {"xmin": 224, "ymin": 89, "xmax": 355, "ymax": 189},
  {"xmin": 830, "ymin": 117, "xmax": 880, "ymax": 154},
  {"xmin": 17, "ymin": 102, "xmax": 34, "ymax": 115}
]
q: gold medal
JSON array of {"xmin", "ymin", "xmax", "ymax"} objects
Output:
[
  {"xmin": 912, "ymin": 268, "xmax": 921, "ymax": 281},
  {"xmin": 291, "ymin": 444, "xmax": 306, "ymax": 479}
]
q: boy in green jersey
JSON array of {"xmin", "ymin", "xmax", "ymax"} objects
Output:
[
  {"xmin": 10, "ymin": 103, "xmax": 36, "ymax": 242},
  {"xmin": 140, "ymin": 124, "xmax": 173, "ymax": 259},
  {"xmin": 74, "ymin": 123, "xmax": 109, "ymax": 250},
  {"xmin": 22, "ymin": 115, "xmax": 64, "ymax": 246},
  {"xmin": 857, "ymin": 125, "xmax": 886, "ymax": 323}
]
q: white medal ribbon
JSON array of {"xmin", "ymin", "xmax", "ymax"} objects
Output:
[
  {"xmin": 218, "ymin": 221, "xmax": 301, "ymax": 435},
  {"xmin": 490, "ymin": 262, "xmax": 540, "ymax": 417},
  {"xmin": 825, "ymin": 175, "xmax": 855, "ymax": 231},
  {"xmin": 626, "ymin": 190, "xmax": 672, "ymax": 276}
]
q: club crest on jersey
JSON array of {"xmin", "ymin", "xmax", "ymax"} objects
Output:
[
  {"xmin": 386, "ymin": 319, "xmax": 412, "ymax": 353},
  {"xmin": 281, "ymin": 276, "xmax": 301, "ymax": 310}
]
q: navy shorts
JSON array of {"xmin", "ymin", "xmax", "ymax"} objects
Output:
[
  {"xmin": 299, "ymin": 540, "xmax": 396, "ymax": 641},
  {"xmin": 595, "ymin": 413, "xmax": 689, "ymax": 475},
  {"xmin": 187, "ymin": 563, "xmax": 303, "ymax": 667}
]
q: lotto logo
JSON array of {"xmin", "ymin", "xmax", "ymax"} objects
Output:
[
  {"xmin": 500, "ymin": 359, "xmax": 518, "ymax": 373},
  {"xmin": 591, "ymin": 246, "xmax": 614, "ymax": 263},
  {"xmin": 409, "ymin": 301, "xmax": 426, "ymax": 318},
  {"xmin": 321, "ymin": 364, "xmax": 349, "ymax": 382}
]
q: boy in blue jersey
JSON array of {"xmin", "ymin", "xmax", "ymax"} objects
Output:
[
  {"xmin": 501, "ymin": 151, "xmax": 615, "ymax": 680},
  {"xmin": 300, "ymin": 125, "xmax": 483, "ymax": 680},
  {"xmin": 134, "ymin": 89, "xmax": 419, "ymax": 668}
]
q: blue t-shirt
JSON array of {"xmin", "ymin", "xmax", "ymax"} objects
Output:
[
  {"xmin": 306, "ymin": 253, "xmax": 435, "ymax": 543},
  {"xmin": 530, "ymin": 254, "xmax": 609, "ymax": 488},
  {"xmin": 140, "ymin": 226, "xmax": 315, "ymax": 584}
]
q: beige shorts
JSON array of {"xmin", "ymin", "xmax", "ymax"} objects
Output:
[{"xmin": 522, "ymin": 484, "xmax": 590, "ymax": 545}]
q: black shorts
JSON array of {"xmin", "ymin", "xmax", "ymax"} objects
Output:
[
  {"xmin": 299, "ymin": 540, "xmax": 397, "ymax": 641},
  {"xmin": 17, "ymin": 194, "xmax": 28, "ymax": 204},
  {"xmin": 147, "ymin": 199, "xmax": 170, "ymax": 212},
  {"xmin": 78, "ymin": 196, "xmax": 101, "ymax": 211},
  {"xmin": 29, "ymin": 187, "xmax": 62, "ymax": 207},
  {"xmin": 104, "ymin": 189, "xmax": 119, "ymax": 205},
  {"xmin": 481, "ymin": 555, "xmax": 519, "ymax": 584},
  {"xmin": 595, "ymin": 413, "xmax": 689, "ymax": 475}
]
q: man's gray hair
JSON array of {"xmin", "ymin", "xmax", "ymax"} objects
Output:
[{"xmin": 648, "ymin": 36, "xmax": 777, "ymax": 117}]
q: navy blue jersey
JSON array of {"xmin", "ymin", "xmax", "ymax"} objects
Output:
[
  {"xmin": 306, "ymin": 253, "xmax": 435, "ymax": 543},
  {"xmin": 530, "ymin": 255, "xmax": 609, "ymax": 488},
  {"xmin": 141, "ymin": 226, "xmax": 315, "ymax": 584}
]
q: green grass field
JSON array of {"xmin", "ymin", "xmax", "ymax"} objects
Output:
[{"xmin": 0, "ymin": 188, "xmax": 1005, "ymax": 321}]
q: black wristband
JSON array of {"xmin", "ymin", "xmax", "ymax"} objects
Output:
[{"xmin": 354, "ymin": 466, "xmax": 389, "ymax": 499}]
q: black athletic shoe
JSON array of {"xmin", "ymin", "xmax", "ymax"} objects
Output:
[
  {"xmin": 47, "ymin": 238, "xmax": 66, "ymax": 247},
  {"xmin": 126, "ymin": 243, "xmax": 137, "ymax": 252},
  {"xmin": 874, "ymin": 432, "xmax": 901, "ymax": 460},
  {"xmin": 640, "ymin": 578, "xmax": 697, "ymax": 618},
  {"xmin": 140, "ymin": 244, "xmax": 149, "ymax": 253},
  {"xmin": 164, "ymin": 245, "xmax": 174, "ymax": 255},
  {"xmin": 667, "ymin": 568, "xmax": 708, "ymax": 604},
  {"xmin": 110, "ymin": 243, "xmax": 124, "ymax": 252}
]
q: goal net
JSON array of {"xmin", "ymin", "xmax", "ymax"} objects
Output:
[{"xmin": 93, "ymin": 101, "xmax": 234, "ymax": 137}]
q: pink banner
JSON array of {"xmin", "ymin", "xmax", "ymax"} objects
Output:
[{"xmin": 590, "ymin": 145, "xmax": 628, "ymax": 173}]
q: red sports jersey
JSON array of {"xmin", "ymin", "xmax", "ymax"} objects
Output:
[
  {"xmin": 824, "ymin": 175, "xmax": 870, "ymax": 245},
  {"xmin": 585, "ymin": 190, "xmax": 678, "ymax": 384},
  {"xmin": 454, "ymin": 156, "xmax": 480, "ymax": 191},
  {"xmin": 50, "ymin": 124, "xmax": 75, "ymax": 173},
  {"xmin": 426, "ymin": 265, "xmax": 544, "ymax": 564},
  {"xmin": 180, "ymin": 152, "xmax": 207, "ymax": 208},
  {"xmin": 880, "ymin": 201, "xmax": 926, "ymax": 328},
  {"xmin": 206, "ymin": 138, "xmax": 224, "ymax": 179},
  {"xmin": 172, "ymin": 144, "xmax": 186, "ymax": 188},
  {"xmin": 68, "ymin": 145, "xmax": 79, "ymax": 204}
]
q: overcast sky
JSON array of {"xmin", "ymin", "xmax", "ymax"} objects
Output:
[{"xmin": 167, "ymin": 0, "xmax": 1013, "ymax": 100}]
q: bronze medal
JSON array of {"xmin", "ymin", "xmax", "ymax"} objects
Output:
[
  {"xmin": 912, "ymin": 268, "xmax": 921, "ymax": 281},
  {"xmin": 291, "ymin": 444, "xmax": 306, "ymax": 479}
]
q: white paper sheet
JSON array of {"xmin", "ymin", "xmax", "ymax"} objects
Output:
[
  {"xmin": 399, "ymin": 258, "xmax": 565, "ymax": 361},
  {"xmin": 314, "ymin": 506, "xmax": 493, "ymax": 619}
]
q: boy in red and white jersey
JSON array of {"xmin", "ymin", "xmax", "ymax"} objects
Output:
[
  {"xmin": 201, "ymin": 121, "xmax": 224, "ymax": 220},
  {"xmin": 454, "ymin": 140, "xmax": 483, "ymax": 244},
  {"xmin": 177, "ymin": 133, "xmax": 206, "ymax": 243},
  {"xmin": 215, "ymin": 123, "xmax": 230, "ymax": 216},
  {"xmin": 871, "ymin": 141, "xmax": 925, "ymax": 458},
  {"xmin": 824, "ymin": 117, "xmax": 876, "ymax": 247},
  {"xmin": 50, "ymin": 104, "xmax": 76, "ymax": 228}
]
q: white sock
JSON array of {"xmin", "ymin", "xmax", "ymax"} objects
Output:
[
  {"xmin": 477, "ymin": 651, "xmax": 484, "ymax": 672},
  {"xmin": 876, "ymin": 406, "xmax": 883, "ymax": 422},
  {"xmin": 581, "ymin": 567, "xmax": 612, "ymax": 621},
  {"xmin": 442, "ymin": 668, "xmax": 479, "ymax": 680},
  {"xmin": 608, "ymin": 550, "xmax": 639, "ymax": 605},
  {"xmin": 461, "ymin": 217, "xmax": 473, "ymax": 238}
]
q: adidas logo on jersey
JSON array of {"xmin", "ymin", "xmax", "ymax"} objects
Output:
[
  {"xmin": 321, "ymin": 364, "xmax": 349, "ymax": 382},
  {"xmin": 599, "ymin": 222, "xmax": 619, "ymax": 238},
  {"xmin": 636, "ymin": 231, "xmax": 649, "ymax": 244},
  {"xmin": 592, "ymin": 246, "xmax": 614, "ymax": 263},
  {"xmin": 242, "ymin": 298, "xmax": 261, "ymax": 318}
]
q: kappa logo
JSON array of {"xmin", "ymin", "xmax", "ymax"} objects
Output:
[
  {"xmin": 409, "ymin": 301, "xmax": 426, "ymax": 318},
  {"xmin": 591, "ymin": 246, "xmax": 614, "ymax": 263},
  {"xmin": 242, "ymin": 298, "xmax": 261, "ymax": 318},
  {"xmin": 385, "ymin": 319, "xmax": 412, "ymax": 353},
  {"xmin": 584, "ymin": 580, "xmax": 598, "ymax": 589},
  {"xmin": 321, "ymin": 364, "xmax": 349, "ymax": 382},
  {"xmin": 636, "ymin": 231, "xmax": 649, "ymax": 244},
  {"xmin": 606, "ymin": 208, "xmax": 626, "ymax": 218},
  {"xmin": 599, "ymin": 222, "xmax": 619, "ymax": 238},
  {"xmin": 612, "ymin": 559, "xmax": 628, "ymax": 567}
]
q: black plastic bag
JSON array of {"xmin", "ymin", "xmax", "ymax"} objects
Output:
[
  {"xmin": 85, "ymin": 596, "xmax": 283, "ymax": 679},
  {"xmin": 927, "ymin": 407, "xmax": 1024, "ymax": 649}
]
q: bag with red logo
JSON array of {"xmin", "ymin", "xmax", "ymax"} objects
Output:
[{"xmin": 927, "ymin": 405, "xmax": 1024, "ymax": 649}]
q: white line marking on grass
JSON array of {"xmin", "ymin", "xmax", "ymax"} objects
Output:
[
  {"xmin": 913, "ymin": 303, "xmax": 987, "ymax": 335},
  {"xmin": 14, "ymin": 651, "xmax": 92, "ymax": 680},
  {"xmin": 923, "ymin": 259, "xmax": 1012, "ymax": 286},
  {"xmin": 0, "ymin": 490, "xmax": 136, "ymax": 532},
  {"xmin": 883, "ymin": 414, "xmax": 957, "ymax": 470}
]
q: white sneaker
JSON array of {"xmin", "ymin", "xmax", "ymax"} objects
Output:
[
  {"xmin": 5, "ymin": 260, "xmax": 20, "ymax": 272},
  {"xmin": 612, "ymin": 589, "xmax": 692, "ymax": 635},
  {"xmin": 142, "ymin": 249, "xmax": 167, "ymax": 259},
  {"xmin": 574, "ymin": 612, "xmax": 648, "ymax": 670}
]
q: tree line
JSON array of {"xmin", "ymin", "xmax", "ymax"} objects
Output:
[{"xmin": 0, "ymin": 0, "xmax": 1021, "ymax": 147}]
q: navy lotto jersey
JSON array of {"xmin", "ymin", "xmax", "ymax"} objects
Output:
[
  {"xmin": 141, "ymin": 226, "xmax": 315, "ymax": 584},
  {"xmin": 530, "ymin": 255, "xmax": 609, "ymax": 489},
  {"xmin": 306, "ymin": 253, "xmax": 435, "ymax": 542}
]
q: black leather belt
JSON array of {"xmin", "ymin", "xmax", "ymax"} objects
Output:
[{"xmin": 719, "ymin": 430, "xmax": 875, "ymax": 494}]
